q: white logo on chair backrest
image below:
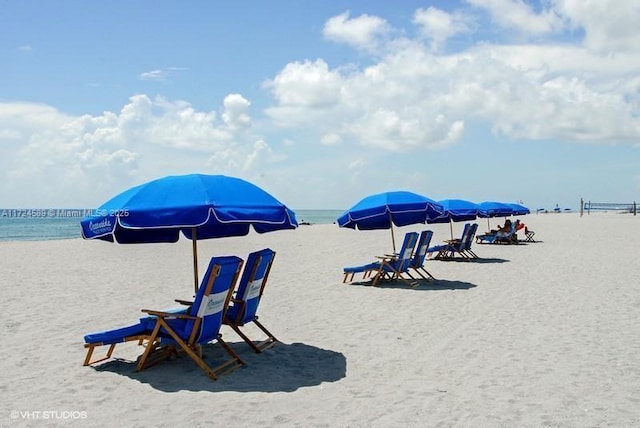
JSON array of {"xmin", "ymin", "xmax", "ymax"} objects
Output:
[
  {"xmin": 418, "ymin": 243, "xmax": 428, "ymax": 256},
  {"xmin": 401, "ymin": 247, "xmax": 412, "ymax": 259},
  {"xmin": 244, "ymin": 278, "xmax": 264, "ymax": 301},
  {"xmin": 197, "ymin": 291, "xmax": 227, "ymax": 317}
]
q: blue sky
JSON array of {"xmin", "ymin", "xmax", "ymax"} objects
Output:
[{"xmin": 1, "ymin": 0, "xmax": 639, "ymax": 211}]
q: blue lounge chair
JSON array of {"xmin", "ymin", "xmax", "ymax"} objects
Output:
[
  {"xmin": 476, "ymin": 221, "xmax": 517, "ymax": 244},
  {"xmin": 84, "ymin": 256, "xmax": 245, "ymax": 380},
  {"xmin": 427, "ymin": 223, "xmax": 471, "ymax": 259},
  {"xmin": 343, "ymin": 232, "xmax": 419, "ymax": 286},
  {"xmin": 224, "ymin": 248, "xmax": 278, "ymax": 353},
  {"xmin": 409, "ymin": 230, "xmax": 436, "ymax": 280}
]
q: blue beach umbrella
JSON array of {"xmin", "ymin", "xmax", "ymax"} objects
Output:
[
  {"xmin": 337, "ymin": 191, "xmax": 444, "ymax": 252},
  {"xmin": 477, "ymin": 201, "xmax": 514, "ymax": 218},
  {"xmin": 428, "ymin": 199, "xmax": 479, "ymax": 240},
  {"xmin": 477, "ymin": 201, "xmax": 515, "ymax": 231},
  {"xmin": 506, "ymin": 203, "xmax": 530, "ymax": 216},
  {"xmin": 81, "ymin": 174, "xmax": 298, "ymax": 292}
]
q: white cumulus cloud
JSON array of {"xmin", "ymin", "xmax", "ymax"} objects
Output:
[
  {"xmin": 0, "ymin": 95, "xmax": 288, "ymax": 207},
  {"xmin": 413, "ymin": 7, "xmax": 473, "ymax": 51},
  {"xmin": 323, "ymin": 11, "xmax": 391, "ymax": 51}
]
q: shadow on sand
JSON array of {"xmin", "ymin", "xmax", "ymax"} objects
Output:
[
  {"xmin": 428, "ymin": 257, "xmax": 509, "ymax": 264},
  {"xmin": 90, "ymin": 341, "xmax": 346, "ymax": 393},
  {"xmin": 347, "ymin": 278, "xmax": 477, "ymax": 290}
]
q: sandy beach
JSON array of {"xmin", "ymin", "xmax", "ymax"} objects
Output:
[{"xmin": 2, "ymin": 212, "xmax": 639, "ymax": 427}]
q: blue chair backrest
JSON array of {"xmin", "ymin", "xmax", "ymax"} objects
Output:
[
  {"xmin": 393, "ymin": 232, "xmax": 419, "ymax": 272},
  {"xmin": 186, "ymin": 256, "xmax": 243, "ymax": 343},
  {"xmin": 232, "ymin": 248, "xmax": 276, "ymax": 325},
  {"xmin": 411, "ymin": 230, "xmax": 433, "ymax": 268},
  {"xmin": 452, "ymin": 223, "xmax": 472, "ymax": 250},
  {"xmin": 465, "ymin": 223, "xmax": 478, "ymax": 250}
]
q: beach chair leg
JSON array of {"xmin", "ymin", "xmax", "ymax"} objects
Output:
[
  {"xmin": 83, "ymin": 343, "xmax": 116, "ymax": 366},
  {"xmin": 213, "ymin": 335, "xmax": 246, "ymax": 376},
  {"xmin": 179, "ymin": 341, "xmax": 223, "ymax": 380},
  {"xmin": 370, "ymin": 269, "xmax": 384, "ymax": 286},
  {"xmin": 137, "ymin": 323, "xmax": 165, "ymax": 372},
  {"xmin": 250, "ymin": 319, "xmax": 278, "ymax": 352},
  {"xmin": 228, "ymin": 320, "xmax": 277, "ymax": 353},
  {"xmin": 83, "ymin": 335, "xmax": 149, "ymax": 366}
]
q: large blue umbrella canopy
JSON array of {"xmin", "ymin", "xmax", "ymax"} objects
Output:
[
  {"xmin": 428, "ymin": 199, "xmax": 480, "ymax": 240},
  {"xmin": 81, "ymin": 174, "xmax": 297, "ymax": 291},
  {"xmin": 337, "ymin": 191, "xmax": 444, "ymax": 252}
]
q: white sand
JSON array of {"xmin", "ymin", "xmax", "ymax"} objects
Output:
[{"xmin": 2, "ymin": 212, "xmax": 640, "ymax": 427}]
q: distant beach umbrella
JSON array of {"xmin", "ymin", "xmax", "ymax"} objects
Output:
[
  {"xmin": 81, "ymin": 174, "xmax": 298, "ymax": 292},
  {"xmin": 337, "ymin": 191, "xmax": 444, "ymax": 253}
]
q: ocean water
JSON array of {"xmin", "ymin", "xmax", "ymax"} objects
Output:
[
  {"xmin": 0, "ymin": 209, "xmax": 344, "ymax": 242},
  {"xmin": 296, "ymin": 209, "xmax": 343, "ymax": 225}
]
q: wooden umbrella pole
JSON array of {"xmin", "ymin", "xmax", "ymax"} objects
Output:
[
  {"xmin": 192, "ymin": 227, "xmax": 199, "ymax": 294},
  {"xmin": 389, "ymin": 211, "xmax": 396, "ymax": 253},
  {"xmin": 449, "ymin": 219, "xmax": 454, "ymax": 241}
]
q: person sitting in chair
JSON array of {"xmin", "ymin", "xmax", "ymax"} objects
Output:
[
  {"xmin": 495, "ymin": 219, "xmax": 517, "ymax": 242},
  {"xmin": 497, "ymin": 219, "xmax": 512, "ymax": 234}
]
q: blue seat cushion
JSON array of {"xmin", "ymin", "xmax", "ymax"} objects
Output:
[
  {"xmin": 343, "ymin": 262, "xmax": 380, "ymax": 273},
  {"xmin": 476, "ymin": 234, "xmax": 496, "ymax": 243},
  {"xmin": 84, "ymin": 323, "xmax": 148, "ymax": 344}
]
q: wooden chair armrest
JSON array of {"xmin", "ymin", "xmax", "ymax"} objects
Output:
[
  {"xmin": 174, "ymin": 299, "xmax": 193, "ymax": 306},
  {"xmin": 140, "ymin": 309, "xmax": 196, "ymax": 320}
]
